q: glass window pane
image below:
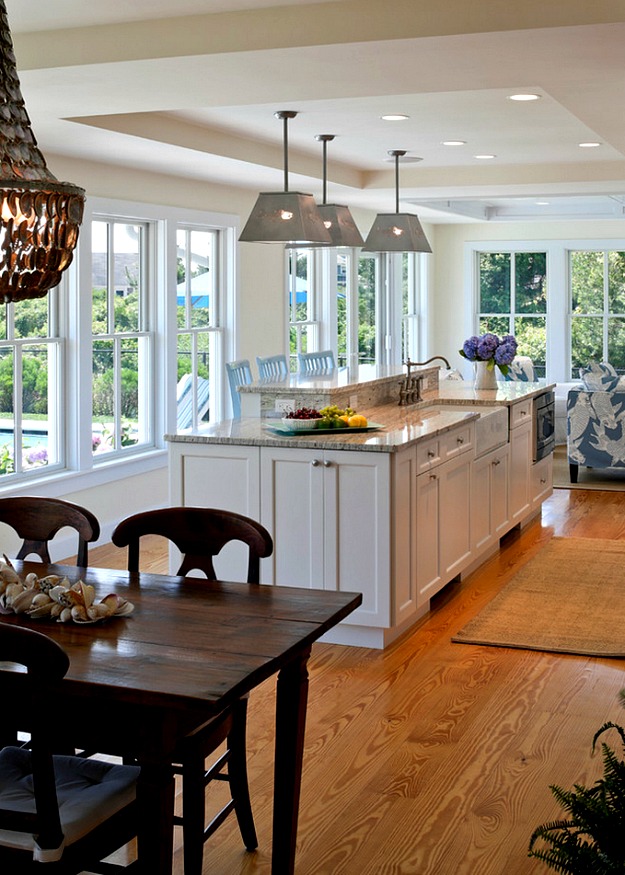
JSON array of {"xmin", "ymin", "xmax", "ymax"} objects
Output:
[
  {"xmin": 92, "ymin": 339, "xmax": 114, "ymax": 455},
  {"xmin": 0, "ymin": 305, "xmax": 6, "ymax": 341},
  {"xmin": 92, "ymin": 220, "xmax": 108, "ymax": 336},
  {"xmin": 515, "ymin": 252, "xmax": 546, "ymax": 314},
  {"xmin": 571, "ymin": 251, "xmax": 604, "ymax": 313},
  {"xmin": 514, "ymin": 316, "xmax": 546, "ymax": 378},
  {"xmin": 358, "ymin": 256, "xmax": 376, "ymax": 364},
  {"xmin": 607, "ymin": 252, "xmax": 625, "ymax": 313},
  {"xmin": 190, "ymin": 230, "xmax": 212, "ymax": 329},
  {"xmin": 607, "ymin": 318, "xmax": 625, "ymax": 372},
  {"xmin": 22, "ymin": 344, "xmax": 50, "ymax": 471},
  {"xmin": 14, "ymin": 297, "xmax": 49, "ymax": 339},
  {"xmin": 479, "ymin": 316, "xmax": 509, "ymax": 337},
  {"xmin": 196, "ymin": 333, "xmax": 211, "ymax": 425},
  {"xmin": 113, "ymin": 223, "xmax": 140, "ymax": 333},
  {"xmin": 571, "ymin": 316, "xmax": 603, "ymax": 376},
  {"xmin": 479, "ymin": 253, "xmax": 510, "ymax": 313},
  {"xmin": 120, "ymin": 339, "xmax": 139, "ymax": 447},
  {"xmin": 0, "ymin": 346, "xmax": 14, "ymax": 476},
  {"xmin": 337, "ymin": 254, "xmax": 347, "ymax": 367}
]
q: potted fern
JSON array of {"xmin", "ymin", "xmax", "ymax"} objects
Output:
[{"xmin": 529, "ymin": 695, "xmax": 625, "ymax": 873}]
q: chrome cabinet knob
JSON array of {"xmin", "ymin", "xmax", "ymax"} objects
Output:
[
  {"xmin": 323, "ymin": 460, "xmax": 332, "ymax": 467},
  {"xmin": 311, "ymin": 459, "xmax": 320, "ymax": 467},
  {"xmin": 428, "ymin": 449, "xmax": 436, "ymax": 458}
]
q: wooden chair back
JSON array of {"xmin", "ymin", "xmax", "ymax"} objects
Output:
[
  {"xmin": 225, "ymin": 360, "xmax": 253, "ymax": 418},
  {"xmin": 0, "ymin": 496, "xmax": 100, "ymax": 567},
  {"xmin": 256, "ymin": 354, "xmax": 289, "ymax": 380},
  {"xmin": 112, "ymin": 506, "xmax": 273, "ymax": 580}
]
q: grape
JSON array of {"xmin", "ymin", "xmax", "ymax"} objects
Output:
[{"xmin": 284, "ymin": 407, "xmax": 322, "ymax": 420}]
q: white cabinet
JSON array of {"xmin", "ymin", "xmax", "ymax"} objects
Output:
[
  {"xmin": 472, "ymin": 444, "xmax": 510, "ymax": 554},
  {"xmin": 168, "ymin": 442, "xmax": 260, "ymax": 580},
  {"xmin": 416, "ymin": 426, "xmax": 474, "ymax": 607},
  {"xmin": 508, "ymin": 400, "xmax": 533, "ymax": 525},
  {"xmin": 260, "ymin": 446, "xmax": 391, "ymax": 628}
]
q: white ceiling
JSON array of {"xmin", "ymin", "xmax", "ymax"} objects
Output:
[{"xmin": 7, "ymin": 0, "xmax": 625, "ymax": 223}]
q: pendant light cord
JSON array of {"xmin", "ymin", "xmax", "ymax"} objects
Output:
[{"xmin": 283, "ymin": 114, "xmax": 289, "ymax": 192}]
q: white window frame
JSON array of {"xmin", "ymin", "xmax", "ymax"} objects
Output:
[{"xmin": 0, "ymin": 197, "xmax": 238, "ymax": 497}]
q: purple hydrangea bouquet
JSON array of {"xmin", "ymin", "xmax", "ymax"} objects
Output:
[{"xmin": 459, "ymin": 332, "xmax": 517, "ymax": 377}]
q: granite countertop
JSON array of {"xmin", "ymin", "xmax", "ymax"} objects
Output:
[{"xmin": 166, "ymin": 381, "xmax": 554, "ymax": 454}]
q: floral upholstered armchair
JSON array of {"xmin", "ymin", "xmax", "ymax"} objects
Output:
[{"xmin": 567, "ymin": 362, "xmax": 625, "ymax": 482}]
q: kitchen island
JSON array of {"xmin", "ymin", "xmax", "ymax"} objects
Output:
[{"xmin": 167, "ymin": 380, "xmax": 553, "ymax": 648}]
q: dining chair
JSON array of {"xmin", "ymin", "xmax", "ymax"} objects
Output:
[
  {"xmin": 297, "ymin": 349, "xmax": 336, "ymax": 374},
  {"xmin": 111, "ymin": 506, "xmax": 274, "ymax": 875},
  {"xmin": 225, "ymin": 359, "xmax": 253, "ymax": 418},
  {"xmin": 256, "ymin": 353, "xmax": 289, "ymax": 380},
  {"xmin": 0, "ymin": 496, "xmax": 100, "ymax": 567},
  {"xmin": 0, "ymin": 623, "xmax": 140, "ymax": 873}
]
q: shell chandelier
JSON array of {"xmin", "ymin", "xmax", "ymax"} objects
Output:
[{"xmin": 0, "ymin": 1, "xmax": 85, "ymax": 303}]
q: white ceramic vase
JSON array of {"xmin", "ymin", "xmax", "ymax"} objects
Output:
[{"xmin": 474, "ymin": 360, "xmax": 498, "ymax": 390}]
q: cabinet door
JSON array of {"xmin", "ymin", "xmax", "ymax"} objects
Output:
[
  {"xmin": 531, "ymin": 454, "xmax": 553, "ymax": 508},
  {"xmin": 472, "ymin": 445, "xmax": 510, "ymax": 555},
  {"xmin": 323, "ymin": 450, "xmax": 391, "ymax": 627},
  {"xmin": 509, "ymin": 419, "xmax": 532, "ymax": 524},
  {"xmin": 168, "ymin": 443, "xmax": 260, "ymax": 580},
  {"xmin": 439, "ymin": 451, "xmax": 473, "ymax": 581},
  {"xmin": 416, "ymin": 468, "xmax": 442, "ymax": 607},
  {"xmin": 491, "ymin": 446, "xmax": 511, "ymax": 539},
  {"xmin": 260, "ymin": 447, "xmax": 324, "ymax": 588},
  {"xmin": 392, "ymin": 446, "xmax": 418, "ymax": 625}
]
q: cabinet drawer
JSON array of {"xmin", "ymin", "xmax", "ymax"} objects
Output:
[
  {"xmin": 441, "ymin": 424, "xmax": 473, "ymax": 460},
  {"xmin": 510, "ymin": 399, "xmax": 532, "ymax": 429},
  {"xmin": 416, "ymin": 436, "xmax": 442, "ymax": 473}
]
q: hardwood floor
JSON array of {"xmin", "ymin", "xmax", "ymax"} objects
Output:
[{"xmin": 84, "ymin": 489, "xmax": 625, "ymax": 874}]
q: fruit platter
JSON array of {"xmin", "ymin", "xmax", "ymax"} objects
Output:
[{"xmin": 268, "ymin": 405, "xmax": 383, "ymax": 436}]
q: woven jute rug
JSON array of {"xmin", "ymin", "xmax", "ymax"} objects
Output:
[
  {"xmin": 553, "ymin": 445, "xmax": 625, "ymax": 492},
  {"xmin": 452, "ymin": 537, "xmax": 625, "ymax": 657}
]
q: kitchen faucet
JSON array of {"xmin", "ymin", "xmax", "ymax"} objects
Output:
[{"xmin": 398, "ymin": 356, "xmax": 451, "ymax": 405}]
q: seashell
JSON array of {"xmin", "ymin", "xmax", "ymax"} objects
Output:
[
  {"xmin": 27, "ymin": 602, "xmax": 54, "ymax": 618},
  {"xmin": 0, "ymin": 555, "xmax": 20, "ymax": 589},
  {"xmin": 78, "ymin": 582, "xmax": 95, "ymax": 608},
  {"xmin": 11, "ymin": 588, "xmax": 39, "ymax": 614},
  {"xmin": 113, "ymin": 599, "xmax": 134, "ymax": 617},
  {"xmin": 37, "ymin": 575, "xmax": 63, "ymax": 594},
  {"xmin": 51, "ymin": 603, "xmax": 63, "ymax": 618},
  {"xmin": 31, "ymin": 592, "xmax": 52, "ymax": 606},
  {"xmin": 48, "ymin": 584, "xmax": 77, "ymax": 607},
  {"xmin": 5, "ymin": 582, "xmax": 25, "ymax": 602},
  {"xmin": 71, "ymin": 604, "xmax": 88, "ymax": 622},
  {"xmin": 86, "ymin": 603, "xmax": 110, "ymax": 621},
  {"xmin": 58, "ymin": 607, "xmax": 73, "ymax": 623},
  {"xmin": 24, "ymin": 573, "xmax": 40, "ymax": 589}
]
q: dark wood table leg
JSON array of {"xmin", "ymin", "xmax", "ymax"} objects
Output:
[
  {"xmin": 271, "ymin": 647, "xmax": 311, "ymax": 875},
  {"xmin": 136, "ymin": 759, "xmax": 176, "ymax": 874}
]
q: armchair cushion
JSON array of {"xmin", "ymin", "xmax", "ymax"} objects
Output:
[
  {"xmin": 503, "ymin": 356, "xmax": 535, "ymax": 382},
  {"xmin": 567, "ymin": 389, "xmax": 625, "ymax": 469},
  {"xmin": 579, "ymin": 361, "xmax": 620, "ymax": 392}
]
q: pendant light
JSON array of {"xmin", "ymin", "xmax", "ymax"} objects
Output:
[
  {"xmin": 239, "ymin": 111, "xmax": 331, "ymax": 245},
  {"xmin": 363, "ymin": 150, "xmax": 431, "ymax": 253},
  {"xmin": 290, "ymin": 135, "xmax": 364, "ymax": 249},
  {"xmin": 0, "ymin": 0, "xmax": 85, "ymax": 303}
]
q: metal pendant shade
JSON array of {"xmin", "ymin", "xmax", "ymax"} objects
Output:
[
  {"xmin": 363, "ymin": 151, "xmax": 432, "ymax": 253},
  {"xmin": 293, "ymin": 135, "xmax": 364, "ymax": 249},
  {"xmin": 239, "ymin": 111, "xmax": 331, "ymax": 245},
  {"xmin": 0, "ymin": 1, "xmax": 85, "ymax": 303}
]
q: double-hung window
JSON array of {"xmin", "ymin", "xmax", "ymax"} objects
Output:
[
  {"xmin": 288, "ymin": 249, "xmax": 318, "ymax": 370},
  {"xmin": 0, "ymin": 294, "xmax": 62, "ymax": 479},
  {"xmin": 477, "ymin": 251, "xmax": 547, "ymax": 378},
  {"xmin": 91, "ymin": 218, "xmax": 152, "ymax": 457}
]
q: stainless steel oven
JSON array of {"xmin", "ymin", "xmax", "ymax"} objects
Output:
[{"xmin": 533, "ymin": 390, "xmax": 555, "ymax": 461}]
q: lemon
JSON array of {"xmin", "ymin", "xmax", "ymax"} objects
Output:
[{"xmin": 348, "ymin": 414, "xmax": 368, "ymax": 427}]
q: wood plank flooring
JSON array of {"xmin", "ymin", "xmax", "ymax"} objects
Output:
[{"xmin": 83, "ymin": 489, "xmax": 625, "ymax": 874}]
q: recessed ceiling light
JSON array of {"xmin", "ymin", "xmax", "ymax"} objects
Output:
[
  {"xmin": 508, "ymin": 93, "xmax": 541, "ymax": 101},
  {"xmin": 579, "ymin": 141, "xmax": 601, "ymax": 148},
  {"xmin": 381, "ymin": 114, "xmax": 410, "ymax": 121},
  {"xmin": 474, "ymin": 154, "xmax": 496, "ymax": 160},
  {"xmin": 535, "ymin": 201, "xmax": 550, "ymax": 205},
  {"xmin": 442, "ymin": 140, "xmax": 466, "ymax": 146}
]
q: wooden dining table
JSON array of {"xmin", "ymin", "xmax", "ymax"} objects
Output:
[{"xmin": 0, "ymin": 561, "xmax": 362, "ymax": 874}]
